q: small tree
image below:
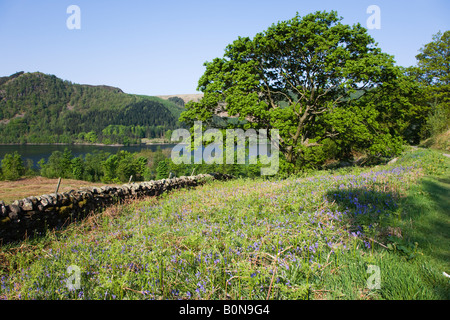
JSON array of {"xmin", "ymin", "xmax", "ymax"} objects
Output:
[
  {"xmin": 164, "ymin": 129, "xmax": 173, "ymax": 142},
  {"xmin": 71, "ymin": 156, "xmax": 85, "ymax": 180},
  {"xmin": 40, "ymin": 149, "xmax": 74, "ymax": 178},
  {"xmin": 415, "ymin": 30, "xmax": 450, "ymax": 102},
  {"xmin": 156, "ymin": 159, "xmax": 169, "ymax": 180},
  {"xmin": 414, "ymin": 30, "xmax": 450, "ymax": 138},
  {"xmin": 134, "ymin": 156, "xmax": 150, "ymax": 181},
  {"xmin": 101, "ymin": 154, "xmax": 119, "ymax": 183},
  {"xmin": 85, "ymin": 131, "xmax": 98, "ymax": 143},
  {"xmin": 1, "ymin": 152, "xmax": 25, "ymax": 181},
  {"xmin": 116, "ymin": 153, "xmax": 137, "ymax": 182}
]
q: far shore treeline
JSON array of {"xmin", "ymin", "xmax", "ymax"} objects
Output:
[{"xmin": 0, "ymin": 147, "xmax": 267, "ymax": 184}]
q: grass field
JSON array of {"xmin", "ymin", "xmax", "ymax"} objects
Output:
[
  {"xmin": 0, "ymin": 176, "xmax": 111, "ymax": 205},
  {"xmin": 0, "ymin": 147, "xmax": 449, "ymax": 300}
]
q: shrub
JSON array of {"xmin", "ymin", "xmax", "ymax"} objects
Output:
[
  {"xmin": 156, "ymin": 159, "xmax": 170, "ymax": 180},
  {"xmin": 425, "ymin": 103, "xmax": 450, "ymax": 138},
  {"xmin": 0, "ymin": 151, "xmax": 25, "ymax": 181}
]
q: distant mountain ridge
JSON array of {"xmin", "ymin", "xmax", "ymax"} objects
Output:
[
  {"xmin": 156, "ymin": 94, "xmax": 204, "ymax": 104},
  {"xmin": 0, "ymin": 72, "xmax": 185, "ymax": 145}
]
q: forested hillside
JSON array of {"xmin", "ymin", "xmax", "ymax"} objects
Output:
[{"xmin": 0, "ymin": 72, "xmax": 184, "ymax": 145}]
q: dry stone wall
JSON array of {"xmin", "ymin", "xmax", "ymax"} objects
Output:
[{"xmin": 0, "ymin": 173, "xmax": 233, "ymax": 244}]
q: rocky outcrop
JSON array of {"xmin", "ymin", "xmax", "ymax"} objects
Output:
[{"xmin": 0, "ymin": 173, "xmax": 233, "ymax": 244}]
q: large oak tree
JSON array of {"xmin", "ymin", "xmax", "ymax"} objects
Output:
[{"xmin": 180, "ymin": 11, "xmax": 404, "ymax": 169}]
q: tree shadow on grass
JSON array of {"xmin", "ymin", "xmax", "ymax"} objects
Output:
[
  {"xmin": 402, "ymin": 176, "xmax": 450, "ymax": 267},
  {"xmin": 325, "ymin": 181, "xmax": 450, "ymax": 299},
  {"xmin": 325, "ymin": 187, "xmax": 400, "ymax": 238},
  {"xmin": 325, "ymin": 176, "xmax": 450, "ymax": 270}
]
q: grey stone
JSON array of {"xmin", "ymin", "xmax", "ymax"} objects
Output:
[
  {"xmin": 21, "ymin": 198, "xmax": 34, "ymax": 211},
  {"xmin": 12, "ymin": 199, "xmax": 22, "ymax": 207},
  {"xmin": 39, "ymin": 195, "xmax": 50, "ymax": 207},
  {"xmin": 1, "ymin": 204, "xmax": 9, "ymax": 216},
  {"xmin": 92, "ymin": 187, "xmax": 101, "ymax": 194},
  {"xmin": 8, "ymin": 205, "xmax": 21, "ymax": 220},
  {"xmin": 28, "ymin": 196, "xmax": 39, "ymax": 204},
  {"xmin": 388, "ymin": 157, "xmax": 398, "ymax": 164}
]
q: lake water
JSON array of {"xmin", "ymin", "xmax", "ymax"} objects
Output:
[
  {"xmin": 0, "ymin": 144, "xmax": 176, "ymax": 168},
  {"xmin": 0, "ymin": 143, "xmax": 274, "ymax": 169}
]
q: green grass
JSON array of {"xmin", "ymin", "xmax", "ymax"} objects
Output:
[
  {"xmin": 401, "ymin": 175, "xmax": 450, "ymax": 270},
  {"xmin": 0, "ymin": 148, "xmax": 449, "ymax": 300}
]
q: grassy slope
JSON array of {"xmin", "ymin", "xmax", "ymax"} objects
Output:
[
  {"xmin": 320, "ymin": 149, "xmax": 450, "ymax": 299},
  {"xmin": 419, "ymin": 128, "xmax": 450, "ymax": 152},
  {"xmin": 0, "ymin": 148, "xmax": 449, "ymax": 300}
]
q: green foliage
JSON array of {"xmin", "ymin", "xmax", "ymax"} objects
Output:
[
  {"xmin": 101, "ymin": 154, "xmax": 120, "ymax": 183},
  {"xmin": 293, "ymin": 138, "xmax": 339, "ymax": 170},
  {"xmin": 180, "ymin": 11, "xmax": 404, "ymax": 171},
  {"xmin": 0, "ymin": 151, "xmax": 25, "ymax": 181},
  {"xmin": 164, "ymin": 129, "xmax": 172, "ymax": 142},
  {"xmin": 0, "ymin": 71, "xmax": 24, "ymax": 86},
  {"xmin": 38, "ymin": 149, "xmax": 150, "ymax": 183},
  {"xmin": 415, "ymin": 31, "xmax": 450, "ymax": 102},
  {"xmin": 83, "ymin": 151, "xmax": 110, "ymax": 182},
  {"xmin": 71, "ymin": 157, "xmax": 85, "ymax": 180},
  {"xmin": 156, "ymin": 159, "xmax": 170, "ymax": 180},
  {"xmin": 39, "ymin": 149, "xmax": 74, "ymax": 179},
  {"xmin": 412, "ymin": 30, "xmax": 450, "ymax": 140},
  {"xmin": 168, "ymin": 96, "xmax": 185, "ymax": 107},
  {"xmin": 425, "ymin": 102, "xmax": 450, "ymax": 137},
  {"xmin": 113, "ymin": 151, "xmax": 148, "ymax": 183},
  {"xmin": 354, "ymin": 68, "xmax": 431, "ymax": 145},
  {"xmin": 84, "ymin": 131, "xmax": 98, "ymax": 144},
  {"xmin": 133, "ymin": 95, "xmax": 186, "ymax": 121}
]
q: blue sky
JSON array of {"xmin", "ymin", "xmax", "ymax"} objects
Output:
[{"xmin": 0, "ymin": 0, "xmax": 449, "ymax": 95}]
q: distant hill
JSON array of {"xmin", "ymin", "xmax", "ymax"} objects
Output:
[
  {"xmin": 156, "ymin": 94, "xmax": 204, "ymax": 104},
  {"xmin": 0, "ymin": 72, "xmax": 185, "ymax": 145}
]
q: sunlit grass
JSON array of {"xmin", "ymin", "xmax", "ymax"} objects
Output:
[{"xmin": 1, "ymin": 148, "xmax": 449, "ymax": 300}]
